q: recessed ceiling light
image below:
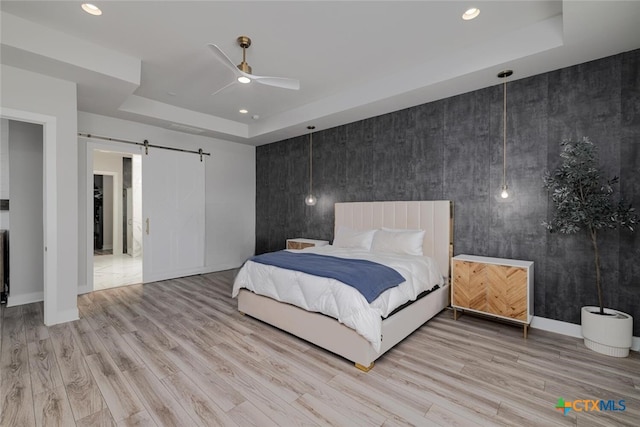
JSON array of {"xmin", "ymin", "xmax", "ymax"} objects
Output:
[
  {"xmin": 237, "ymin": 76, "xmax": 251, "ymax": 84},
  {"xmin": 462, "ymin": 7, "xmax": 480, "ymax": 20},
  {"xmin": 81, "ymin": 3, "xmax": 102, "ymax": 16},
  {"xmin": 239, "ymin": 109, "xmax": 248, "ymax": 114}
]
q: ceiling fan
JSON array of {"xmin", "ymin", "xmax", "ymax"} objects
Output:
[{"xmin": 207, "ymin": 36, "xmax": 300, "ymax": 95}]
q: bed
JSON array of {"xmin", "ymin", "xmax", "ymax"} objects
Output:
[{"xmin": 233, "ymin": 200, "xmax": 453, "ymax": 371}]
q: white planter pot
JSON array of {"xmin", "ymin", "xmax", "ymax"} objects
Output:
[{"xmin": 581, "ymin": 306, "xmax": 633, "ymax": 357}]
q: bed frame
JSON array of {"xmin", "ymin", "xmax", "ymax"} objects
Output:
[{"xmin": 238, "ymin": 200, "xmax": 453, "ymax": 371}]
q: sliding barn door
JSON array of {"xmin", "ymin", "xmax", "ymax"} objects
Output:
[{"xmin": 142, "ymin": 148, "xmax": 205, "ymax": 282}]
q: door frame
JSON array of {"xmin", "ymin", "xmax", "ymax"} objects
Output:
[
  {"xmin": 85, "ymin": 141, "xmax": 142, "ymax": 293},
  {"xmin": 1, "ymin": 108, "xmax": 58, "ymax": 325}
]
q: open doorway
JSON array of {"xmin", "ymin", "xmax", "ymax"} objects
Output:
[
  {"xmin": 93, "ymin": 150, "xmax": 142, "ymax": 290},
  {"xmin": 1, "ymin": 109, "xmax": 57, "ymax": 325},
  {"xmin": 1, "ymin": 119, "xmax": 44, "ymax": 306}
]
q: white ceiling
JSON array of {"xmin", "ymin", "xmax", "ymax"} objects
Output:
[{"xmin": 1, "ymin": 1, "xmax": 639, "ymax": 146}]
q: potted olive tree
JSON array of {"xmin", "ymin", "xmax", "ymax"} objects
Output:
[{"xmin": 543, "ymin": 137, "xmax": 637, "ymax": 357}]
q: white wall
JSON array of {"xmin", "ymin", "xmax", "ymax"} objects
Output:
[
  {"xmin": 78, "ymin": 112, "xmax": 255, "ymax": 282},
  {"xmin": 203, "ymin": 135, "xmax": 256, "ymax": 270},
  {"xmin": 8, "ymin": 120, "xmax": 44, "ymax": 305},
  {"xmin": 1, "ymin": 64, "xmax": 79, "ymax": 324}
]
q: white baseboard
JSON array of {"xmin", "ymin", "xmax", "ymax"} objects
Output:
[
  {"xmin": 6, "ymin": 293, "xmax": 79, "ymax": 326},
  {"xmin": 531, "ymin": 315, "xmax": 639, "ymax": 352},
  {"xmin": 7, "ymin": 291, "xmax": 44, "ymax": 307},
  {"xmin": 531, "ymin": 316, "xmax": 582, "ymax": 338},
  {"xmin": 199, "ymin": 263, "xmax": 242, "ymax": 275},
  {"xmin": 143, "ymin": 266, "xmax": 206, "ymax": 284},
  {"xmin": 52, "ymin": 308, "xmax": 79, "ymax": 325},
  {"xmin": 143, "ymin": 264, "xmax": 242, "ymax": 283},
  {"xmin": 77, "ymin": 285, "xmax": 91, "ymax": 295}
]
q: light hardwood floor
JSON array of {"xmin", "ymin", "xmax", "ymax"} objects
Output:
[{"xmin": 1, "ymin": 270, "xmax": 639, "ymax": 426}]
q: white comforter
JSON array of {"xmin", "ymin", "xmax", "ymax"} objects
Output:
[{"xmin": 232, "ymin": 245, "xmax": 444, "ymax": 351}]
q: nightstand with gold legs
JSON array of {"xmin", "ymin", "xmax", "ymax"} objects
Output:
[
  {"xmin": 451, "ymin": 254, "xmax": 533, "ymax": 339},
  {"xmin": 286, "ymin": 238, "xmax": 329, "ymax": 250}
]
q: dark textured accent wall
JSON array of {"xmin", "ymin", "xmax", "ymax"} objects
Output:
[{"xmin": 256, "ymin": 49, "xmax": 640, "ymax": 332}]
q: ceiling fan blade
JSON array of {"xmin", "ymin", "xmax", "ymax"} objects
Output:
[
  {"xmin": 207, "ymin": 43, "xmax": 241, "ymax": 76},
  {"xmin": 251, "ymin": 75, "xmax": 300, "ymax": 90},
  {"xmin": 210, "ymin": 80, "xmax": 236, "ymax": 96}
]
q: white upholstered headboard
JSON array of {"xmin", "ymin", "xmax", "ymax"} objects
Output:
[{"xmin": 334, "ymin": 201, "xmax": 454, "ymax": 280}]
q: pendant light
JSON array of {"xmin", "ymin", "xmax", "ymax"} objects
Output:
[
  {"xmin": 498, "ymin": 70, "xmax": 513, "ymax": 199},
  {"xmin": 304, "ymin": 125, "xmax": 317, "ymax": 206}
]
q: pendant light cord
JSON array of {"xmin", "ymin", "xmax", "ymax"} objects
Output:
[
  {"xmin": 497, "ymin": 69, "xmax": 512, "ymax": 198},
  {"xmin": 503, "ymin": 77, "xmax": 507, "ymax": 189},
  {"xmin": 309, "ymin": 131, "xmax": 313, "ymax": 195}
]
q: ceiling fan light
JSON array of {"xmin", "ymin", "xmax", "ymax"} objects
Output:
[
  {"xmin": 237, "ymin": 76, "xmax": 251, "ymax": 84},
  {"xmin": 81, "ymin": 3, "xmax": 102, "ymax": 16},
  {"xmin": 462, "ymin": 7, "xmax": 480, "ymax": 20}
]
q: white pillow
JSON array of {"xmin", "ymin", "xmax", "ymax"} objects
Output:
[
  {"xmin": 371, "ymin": 228, "xmax": 425, "ymax": 256},
  {"xmin": 332, "ymin": 227, "xmax": 377, "ymax": 250}
]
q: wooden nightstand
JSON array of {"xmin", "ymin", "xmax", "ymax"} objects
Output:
[
  {"xmin": 451, "ymin": 254, "xmax": 534, "ymax": 338},
  {"xmin": 286, "ymin": 238, "xmax": 329, "ymax": 250}
]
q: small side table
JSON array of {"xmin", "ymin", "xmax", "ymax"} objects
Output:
[
  {"xmin": 286, "ymin": 238, "xmax": 329, "ymax": 250},
  {"xmin": 451, "ymin": 254, "xmax": 534, "ymax": 338}
]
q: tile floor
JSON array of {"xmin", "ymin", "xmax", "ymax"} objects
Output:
[{"xmin": 93, "ymin": 253, "xmax": 142, "ymax": 290}]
